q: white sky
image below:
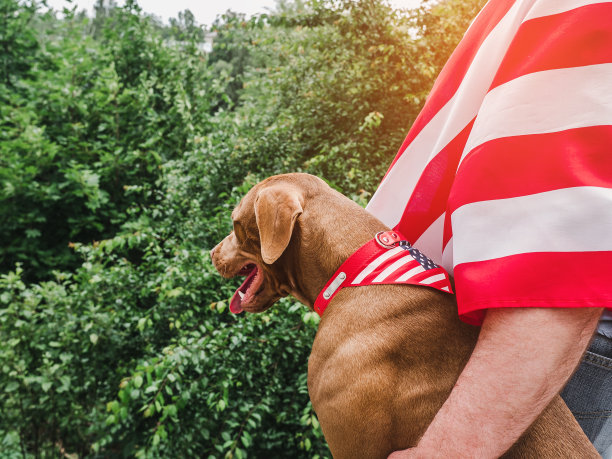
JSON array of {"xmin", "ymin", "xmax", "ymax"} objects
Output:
[{"xmin": 45, "ymin": 0, "xmax": 423, "ymax": 27}]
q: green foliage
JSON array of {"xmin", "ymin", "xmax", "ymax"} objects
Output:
[
  {"xmin": 0, "ymin": 191, "xmax": 324, "ymax": 457},
  {"xmin": 0, "ymin": 0, "xmax": 485, "ymax": 456},
  {"xmin": 0, "ymin": 0, "xmax": 39, "ymax": 84},
  {"xmin": 414, "ymin": 0, "xmax": 488, "ymax": 73},
  {"xmin": 0, "ymin": 1, "xmax": 218, "ymax": 281},
  {"xmin": 166, "ymin": 9, "xmax": 205, "ymax": 42},
  {"xmin": 241, "ymin": 0, "xmax": 429, "ymax": 193}
]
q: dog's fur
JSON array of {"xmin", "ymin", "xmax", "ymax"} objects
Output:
[{"xmin": 211, "ymin": 173, "xmax": 599, "ymax": 458}]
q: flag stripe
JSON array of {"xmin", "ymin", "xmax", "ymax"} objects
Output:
[
  {"xmin": 461, "ymin": 63, "xmax": 612, "ymax": 166},
  {"xmin": 524, "ymin": 0, "xmax": 611, "ymax": 21},
  {"xmin": 450, "ymin": 126, "xmax": 612, "ymax": 214},
  {"xmin": 491, "ymin": 3, "xmax": 612, "ymax": 90},
  {"xmin": 395, "ymin": 120, "xmax": 475, "ymax": 244},
  {"xmin": 429, "ymin": 280, "xmax": 454, "ymax": 292},
  {"xmin": 395, "ymin": 265, "xmax": 426, "ymax": 282},
  {"xmin": 420, "ymin": 273, "xmax": 448, "ymax": 285},
  {"xmin": 352, "ymin": 246, "xmax": 405, "ymax": 284},
  {"xmin": 451, "ymin": 186, "xmax": 612, "ymax": 266},
  {"xmin": 443, "ymin": 206, "xmax": 453, "ymax": 249},
  {"xmin": 372, "ymin": 255, "xmax": 418, "ymax": 283},
  {"xmin": 455, "ymin": 251, "xmax": 612, "ymax": 325},
  {"xmin": 411, "ymin": 268, "xmax": 448, "ymax": 284}
]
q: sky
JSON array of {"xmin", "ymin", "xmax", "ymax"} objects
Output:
[{"xmin": 45, "ymin": 0, "xmax": 424, "ymax": 27}]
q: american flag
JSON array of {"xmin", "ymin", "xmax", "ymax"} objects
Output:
[
  {"xmin": 349, "ymin": 240, "xmax": 450, "ymax": 290},
  {"xmin": 399, "ymin": 241, "xmax": 438, "ymax": 271},
  {"xmin": 366, "ymin": 0, "xmax": 612, "ymax": 325},
  {"xmin": 314, "ymin": 233, "xmax": 453, "ymax": 316}
]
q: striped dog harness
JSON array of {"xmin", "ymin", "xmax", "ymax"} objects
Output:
[{"xmin": 313, "ymin": 231, "xmax": 454, "ymax": 317}]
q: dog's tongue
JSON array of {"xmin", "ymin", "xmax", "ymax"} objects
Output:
[
  {"xmin": 229, "ymin": 264, "xmax": 258, "ymax": 314},
  {"xmin": 230, "ymin": 290, "xmax": 244, "ymax": 314}
]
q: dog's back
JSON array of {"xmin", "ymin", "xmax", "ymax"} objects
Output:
[
  {"xmin": 308, "ymin": 282, "xmax": 599, "ymax": 458},
  {"xmin": 308, "ymin": 283, "xmax": 598, "ymax": 458}
]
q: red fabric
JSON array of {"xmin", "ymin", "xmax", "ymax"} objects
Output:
[
  {"xmin": 490, "ymin": 2, "xmax": 612, "ymax": 90},
  {"xmin": 455, "ymin": 252, "xmax": 612, "ymax": 325},
  {"xmin": 396, "ymin": 119, "xmax": 475, "ymax": 244},
  {"xmin": 314, "ymin": 232, "xmax": 453, "ymax": 317},
  {"xmin": 449, "ymin": 126, "xmax": 612, "ymax": 214},
  {"xmin": 366, "ymin": 0, "xmax": 612, "ymax": 325}
]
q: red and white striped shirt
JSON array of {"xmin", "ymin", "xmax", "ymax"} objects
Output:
[{"xmin": 366, "ymin": 0, "xmax": 612, "ymax": 325}]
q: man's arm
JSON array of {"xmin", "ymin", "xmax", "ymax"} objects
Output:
[{"xmin": 389, "ymin": 306, "xmax": 603, "ymax": 459}]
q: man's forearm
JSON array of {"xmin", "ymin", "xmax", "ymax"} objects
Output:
[{"xmin": 400, "ymin": 307, "xmax": 602, "ymax": 459}]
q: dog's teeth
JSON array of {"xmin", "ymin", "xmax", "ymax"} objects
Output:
[{"xmin": 238, "ymin": 291, "xmax": 245, "ymax": 300}]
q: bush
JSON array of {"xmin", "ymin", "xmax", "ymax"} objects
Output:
[{"xmin": 0, "ymin": 1, "xmax": 218, "ymax": 281}]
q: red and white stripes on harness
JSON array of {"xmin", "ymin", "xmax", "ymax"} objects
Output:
[{"xmin": 314, "ymin": 231, "xmax": 453, "ymax": 317}]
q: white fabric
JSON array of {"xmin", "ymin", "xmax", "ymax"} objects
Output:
[
  {"xmin": 460, "ymin": 63, "xmax": 612, "ymax": 167},
  {"xmin": 451, "ymin": 186, "xmax": 612, "ymax": 266}
]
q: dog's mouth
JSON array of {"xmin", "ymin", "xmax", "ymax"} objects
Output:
[{"xmin": 230, "ymin": 263, "xmax": 264, "ymax": 314}]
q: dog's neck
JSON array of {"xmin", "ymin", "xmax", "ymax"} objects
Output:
[{"xmin": 285, "ymin": 193, "xmax": 388, "ymax": 309}]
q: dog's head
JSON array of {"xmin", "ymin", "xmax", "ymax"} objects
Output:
[{"xmin": 210, "ymin": 175, "xmax": 308, "ymax": 314}]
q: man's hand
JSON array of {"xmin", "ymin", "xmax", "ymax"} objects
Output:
[{"xmin": 387, "ymin": 307, "xmax": 602, "ymax": 459}]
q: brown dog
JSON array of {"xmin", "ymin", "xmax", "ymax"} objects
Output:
[{"xmin": 210, "ymin": 173, "xmax": 599, "ymax": 458}]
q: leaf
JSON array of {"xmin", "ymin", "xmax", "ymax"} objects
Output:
[
  {"xmin": 166, "ymin": 287, "xmax": 182, "ymax": 298},
  {"xmin": 106, "ymin": 414, "xmax": 117, "ymax": 426},
  {"xmin": 145, "ymin": 384, "xmax": 159, "ymax": 394},
  {"xmin": 216, "ymin": 399, "xmax": 226, "ymax": 412},
  {"xmin": 240, "ymin": 431, "xmax": 252, "ymax": 448},
  {"xmin": 311, "ymin": 415, "xmax": 320, "ymax": 430},
  {"xmin": 165, "ymin": 404, "xmax": 177, "ymax": 418},
  {"xmin": 5, "ymin": 381, "xmax": 20, "ymax": 392},
  {"xmin": 25, "ymin": 229, "xmax": 41, "ymax": 238},
  {"xmin": 107, "ymin": 401, "xmax": 119, "ymax": 413}
]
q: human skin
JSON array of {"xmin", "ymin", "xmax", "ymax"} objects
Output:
[{"xmin": 388, "ymin": 306, "xmax": 603, "ymax": 459}]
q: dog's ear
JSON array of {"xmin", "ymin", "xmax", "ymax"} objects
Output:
[{"xmin": 254, "ymin": 185, "xmax": 303, "ymax": 265}]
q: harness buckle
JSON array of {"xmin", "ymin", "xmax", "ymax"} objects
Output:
[{"xmin": 375, "ymin": 231, "xmax": 402, "ymax": 249}]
